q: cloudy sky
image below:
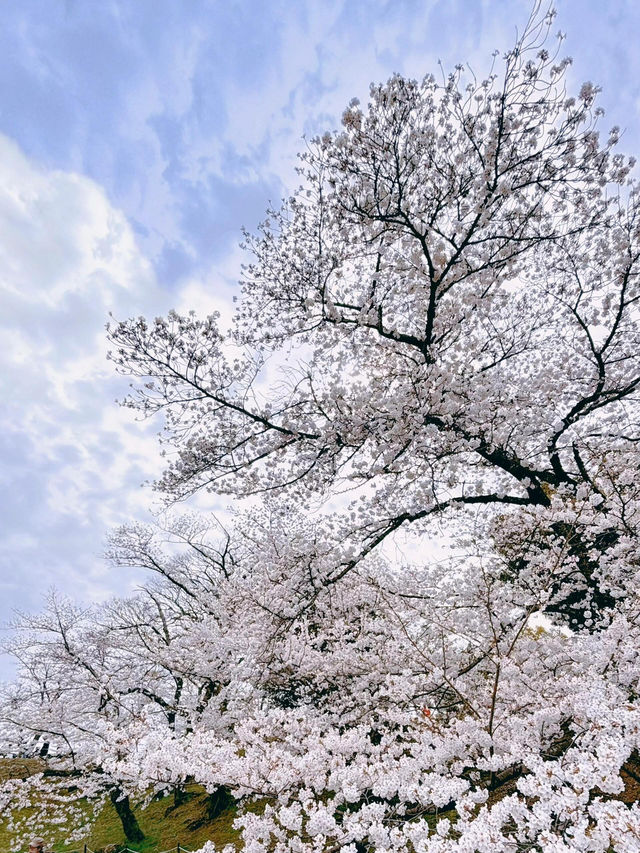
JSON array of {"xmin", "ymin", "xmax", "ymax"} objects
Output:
[{"xmin": 1, "ymin": 0, "xmax": 639, "ymax": 677}]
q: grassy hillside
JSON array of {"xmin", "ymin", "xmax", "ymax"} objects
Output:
[{"xmin": 0, "ymin": 760, "xmax": 241, "ymax": 853}]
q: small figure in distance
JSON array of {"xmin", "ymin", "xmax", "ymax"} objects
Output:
[{"xmin": 28, "ymin": 838, "xmax": 45, "ymax": 853}]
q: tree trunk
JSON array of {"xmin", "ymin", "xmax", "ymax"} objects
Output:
[
  {"xmin": 173, "ymin": 786, "xmax": 189, "ymax": 808},
  {"xmin": 109, "ymin": 787, "xmax": 145, "ymax": 843},
  {"xmin": 165, "ymin": 785, "xmax": 191, "ymax": 815},
  {"xmin": 205, "ymin": 786, "xmax": 234, "ymax": 821}
]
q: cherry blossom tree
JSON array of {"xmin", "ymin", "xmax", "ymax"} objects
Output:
[
  {"xmin": 108, "ymin": 9, "xmax": 638, "ymax": 634},
  {"xmin": 105, "ymin": 5, "xmax": 640, "ymax": 846},
  {"xmin": 0, "ymin": 568, "xmax": 237, "ymax": 845},
  {"xmin": 0, "ymin": 592, "xmax": 147, "ymax": 844},
  {"xmin": 0, "ymin": 520, "xmax": 250, "ymax": 845},
  {"xmin": 4, "ymin": 4, "xmax": 640, "ymax": 851},
  {"xmin": 104, "ymin": 6, "xmax": 640, "ymax": 844}
]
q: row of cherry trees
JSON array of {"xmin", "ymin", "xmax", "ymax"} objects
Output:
[{"xmin": 2, "ymin": 6, "xmax": 640, "ymax": 851}]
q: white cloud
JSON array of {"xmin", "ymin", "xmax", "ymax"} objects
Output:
[{"xmin": 0, "ymin": 135, "xmax": 184, "ymax": 658}]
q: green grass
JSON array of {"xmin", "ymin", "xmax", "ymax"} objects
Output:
[
  {"xmin": 0, "ymin": 758, "xmax": 46, "ymax": 781},
  {"xmin": 82, "ymin": 787, "xmax": 242, "ymax": 853},
  {"xmin": 0, "ymin": 761, "xmax": 242, "ymax": 853}
]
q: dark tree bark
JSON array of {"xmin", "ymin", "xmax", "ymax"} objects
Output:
[
  {"xmin": 205, "ymin": 786, "xmax": 234, "ymax": 821},
  {"xmin": 173, "ymin": 785, "xmax": 189, "ymax": 808},
  {"xmin": 165, "ymin": 785, "xmax": 192, "ymax": 815},
  {"xmin": 109, "ymin": 787, "xmax": 145, "ymax": 843}
]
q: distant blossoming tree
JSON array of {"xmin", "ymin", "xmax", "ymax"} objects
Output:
[{"xmin": 3, "ymin": 5, "xmax": 640, "ymax": 852}]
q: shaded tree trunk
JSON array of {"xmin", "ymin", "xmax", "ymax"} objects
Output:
[
  {"xmin": 205, "ymin": 786, "xmax": 234, "ymax": 821},
  {"xmin": 109, "ymin": 787, "xmax": 145, "ymax": 843},
  {"xmin": 173, "ymin": 785, "xmax": 189, "ymax": 808},
  {"xmin": 165, "ymin": 785, "xmax": 192, "ymax": 815}
]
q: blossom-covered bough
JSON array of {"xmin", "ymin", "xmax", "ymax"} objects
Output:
[{"xmin": 3, "ymin": 4, "xmax": 640, "ymax": 851}]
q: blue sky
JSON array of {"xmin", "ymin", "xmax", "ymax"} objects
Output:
[{"xmin": 1, "ymin": 0, "xmax": 639, "ymax": 677}]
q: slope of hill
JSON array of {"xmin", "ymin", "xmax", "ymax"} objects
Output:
[{"xmin": 0, "ymin": 760, "xmax": 240, "ymax": 853}]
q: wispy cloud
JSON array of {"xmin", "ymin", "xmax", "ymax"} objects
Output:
[{"xmin": 0, "ymin": 135, "xmax": 165, "ymax": 655}]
